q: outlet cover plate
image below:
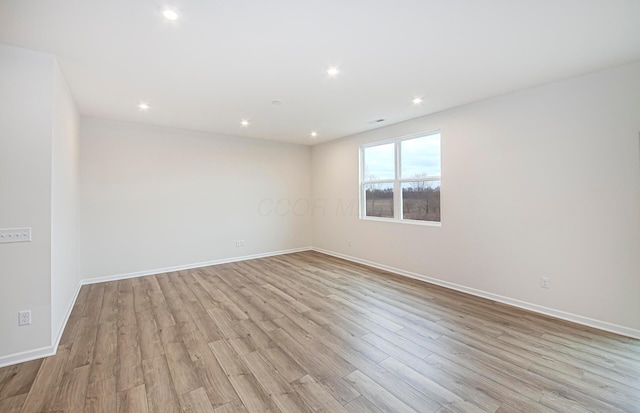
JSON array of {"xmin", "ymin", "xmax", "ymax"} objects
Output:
[
  {"xmin": 0, "ymin": 228, "xmax": 31, "ymax": 244},
  {"xmin": 540, "ymin": 277, "xmax": 550, "ymax": 289},
  {"xmin": 18, "ymin": 310, "xmax": 31, "ymax": 326}
]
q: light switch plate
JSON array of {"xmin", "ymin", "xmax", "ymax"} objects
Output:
[{"xmin": 0, "ymin": 228, "xmax": 32, "ymax": 244}]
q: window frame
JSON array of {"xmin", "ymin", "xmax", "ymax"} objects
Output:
[{"xmin": 359, "ymin": 130, "xmax": 441, "ymax": 226}]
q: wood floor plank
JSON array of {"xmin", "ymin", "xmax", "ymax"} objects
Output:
[
  {"xmin": 19, "ymin": 344, "xmax": 71, "ymax": 412},
  {"xmin": 319, "ymin": 375, "xmax": 361, "ymax": 406},
  {"xmin": 67, "ymin": 315, "xmax": 100, "ymax": 370},
  {"xmin": 146, "ymin": 275, "xmax": 176, "ymax": 329},
  {"xmin": 379, "ymin": 357, "xmax": 486, "ymax": 413},
  {"xmin": 156, "ymin": 273, "xmax": 196, "ymax": 328},
  {"xmin": 0, "ymin": 358, "xmax": 42, "ymax": 400},
  {"xmin": 421, "ymin": 353, "xmax": 545, "ymax": 413},
  {"xmin": 344, "ymin": 369, "xmax": 423, "ymax": 413},
  {"xmin": 185, "ymin": 295, "xmax": 224, "ymax": 343},
  {"xmin": 361, "ymin": 332, "xmax": 426, "ymax": 366},
  {"xmin": 132, "ymin": 278, "xmax": 153, "ymax": 314},
  {"xmin": 397, "ymin": 328, "xmax": 546, "ymax": 401},
  {"xmin": 210, "ymin": 340, "xmax": 280, "ymax": 412},
  {"xmin": 99, "ymin": 281, "xmax": 119, "ymax": 324},
  {"xmin": 179, "ymin": 386, "xmax": 215, "ymax": 413},
  {"xmin": 213, "ymin": 398, "xmax": 249, "ymax": 413},
  {"xmin": 291, "ymin": 374, "xmax": 349, "ymax": 413},
  {"xmin": 88, "ymin": 320, "xmax": 117, "ymax": 386},
  {"xmin": 52, "ymin": 364, "xmax": 91, "ymax": 411},
  {"xmin": 116, "ymin": 289, "xmax": 144, "ymax": 393},
  {"xmin": 267, "ymin": 324, "xmax": 355, "ymax": 379},
  {"xmin": 0, "ymin": 393, "xmax": 27, "ymax": 413},
  {"xmin": 209, "ymin": 339, "xmax": 250, "ymax": 377},
  {"xmin": 164, "ymin": 341, "xmax": 203, "ymax": 396},
  {"xmin": 240, "ymin": 351, "xmax": 291, "ymax": 396},
  {"xmin": 181, "ymin": 330, "xmax": 238, "ymax": 407},
  {"xmin": 227, "ymin": 374, "xmax": 279, "ymax": 413},
  {"xmin": 242, "ymin": 351, "xmax": 311, "ymax": 413},
  {"xmin": 528, "ymin": 361, "xmax": 638, "ymax": 412},
  {"xmin": 84, "ymin": 377, "xmax": 116, "ymax": 413},
  {"xmin": 117, "ymin": 383, "xmax": 149, "ymax": 413},
  {"xmin": 275, "ymin": 308, "xmax": 388, "ymax": 367},
  {"xmin": 304, "ymin": 307, "xmax": 371, "ymax": 338},
  {"xmin": 83, "ymin": 284, "xmax": 106, "ymax": 324},
  {"xmin": 136, "ymin": 309, "xmax": 164, "ymax": 361},
  {"xmin": 538, "ymin": 332, "xmax": 640, "ymax": 380},
  {"xmin": 344, "ymin": 395, "xmax": 385, "ymax": 413},
  {"xmin": 353, "ymin": 359, "xmax": 443, "ymax": 413},
  {"xmin": 142, "ymin": 355, "xmax": 182, "ymax": 413},
  {"xmin": 192, "ymin": 271, "xmax": 249, "ymax": 321},
  {"xmin": 3, "ymin": 251, "xmax": 638, "ymax": 412},
  {"xmin": 258, "ymin": 346, "xmax": 306, "ymax": 384}
]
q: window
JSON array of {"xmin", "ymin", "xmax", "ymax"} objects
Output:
[{"xmin": 360, "ymin": 131, "xmax": 441, "ymax": 224}]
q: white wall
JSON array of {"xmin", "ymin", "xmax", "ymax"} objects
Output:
[
  {"xmin": 51, "ymin": 62, "xmax": 80, "ymax": 344},
  {"xmin": 80, "ymin": 118, "xmax": 312, "ymax": 280},
  {"xmin": 312, "ymin": 62, "xmax": 640, "ymax": 335},
  {"xmin": 0, "ymin": 45, "xmax": 54, "ymax": 357}
]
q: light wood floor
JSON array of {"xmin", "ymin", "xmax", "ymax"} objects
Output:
[{"xmin": 1, "ymin": 251, "xmax": 638, "ymax": 413}]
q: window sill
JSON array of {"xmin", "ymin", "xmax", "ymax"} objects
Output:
[{"xmin": 359, "ymin": 216, "xmax": 442, "ymax": 227}]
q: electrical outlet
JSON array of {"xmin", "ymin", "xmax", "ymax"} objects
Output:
[
  {"xmin": 235, "ymin": 240, "xmax": 245, "ymax": 247},
  {"xmin": 0, "ymin": 228, "xmax": 31, "ymax": 244},
  {"xmin": 18, "ymin": 310, "xmax": 31, "ymax": 326},
  {"xmin": 540, "ymin": 277, "xmax": 550, "ymax": 289}
]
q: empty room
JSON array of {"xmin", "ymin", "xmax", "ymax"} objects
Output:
[{"xmin": 1, "ymin": 1, "xmax": 639, "ymax": 412}]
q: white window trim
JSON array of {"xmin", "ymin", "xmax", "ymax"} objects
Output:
[{"xmin": 359, "ymin": 130, "xmax": 441, "ymax": 227}]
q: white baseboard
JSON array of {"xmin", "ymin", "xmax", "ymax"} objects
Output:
[
  {"xmin": 81, "ymin": 246, "xmax": 313, "ymax": 285},
  {"xmin": 0, "ymin": 345, "xmax": 56, "ymax": 369},
  {"xmin": 312, "ymin": 247, "xmax": 640, "ymax": 340},
  {"xmin": 52, "ymin": 282, "xmax": 82, "ymax": 349},
  {"xmin": 2, "ymin": 245, "xmax": 634, "ymax": 368}
]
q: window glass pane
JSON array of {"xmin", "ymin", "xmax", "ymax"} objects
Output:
[
  {"xmin": 365, "ymin": 183, "xmax": 394, "ymax": 218},
  {"xmin": 364, "ymin": 143, "xmax": 395, "ymax": 180},
  {"xmin": 400, "ymin": 134, "xmax": 440, "ymax": 179},
  {"xmin": 401, "ymin": 180, "xmax": 440, "ymax": 222}
]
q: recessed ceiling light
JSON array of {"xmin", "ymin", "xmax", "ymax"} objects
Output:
[
  {"xmin": 412, "ymin": 97, "xmax": 423, "ymax": 105},
  {"xmin": 138, "ymin": 102, "xmax": 150, "ymax": 111},
  {"xmin": 327, "ymin": 66, "xmax": 339, "ymax": 77},
  {"xmin": 161, "ymin": 8, "xmax": 179, "ymax": 21},
  {"xmin": 311, "ymin": 131, "xmax": 318, "ymax": 138},
  {"xmin": 240, "ymin": 119, "xmax": 250, "ymax": 127}
]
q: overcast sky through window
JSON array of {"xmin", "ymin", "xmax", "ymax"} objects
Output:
[{"xmin": 364, "ymin": 133, "xmax": 440, "ymax": 180}]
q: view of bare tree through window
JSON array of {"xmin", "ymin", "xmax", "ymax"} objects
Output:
[
  {"xmin": 365, "ymin": 185, "xmax": 393, "ymax": 218},
  {"xmin": 361, "ymin": 131, "xmax": 441, "ymax": 223},
  {"xmin": 402, "ymin": 179, "xmax": 441, "ymax": 221}
]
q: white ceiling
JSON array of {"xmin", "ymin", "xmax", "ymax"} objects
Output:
[{"xmin": 2, "ymin": 1, "xmax": 640, "ymax": 145}]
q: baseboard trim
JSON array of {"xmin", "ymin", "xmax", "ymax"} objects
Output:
[
  {"xmin": 312, "ymin": 247, "xmax": 640, "ymax": 340},
  {"xmin": 2, "ymin": 245, "xmax": 634, "ymax": 368},
  {"xmin": 52, "ymin": 282, "xmax": 82, "ymax": 349},
  {"xmin": 0, "ymin": 345, "xmax": 56, "ymax": 369},
  {"xmin": 81, "ymin": 246, "xmax": 313, "ymax": 286}
]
